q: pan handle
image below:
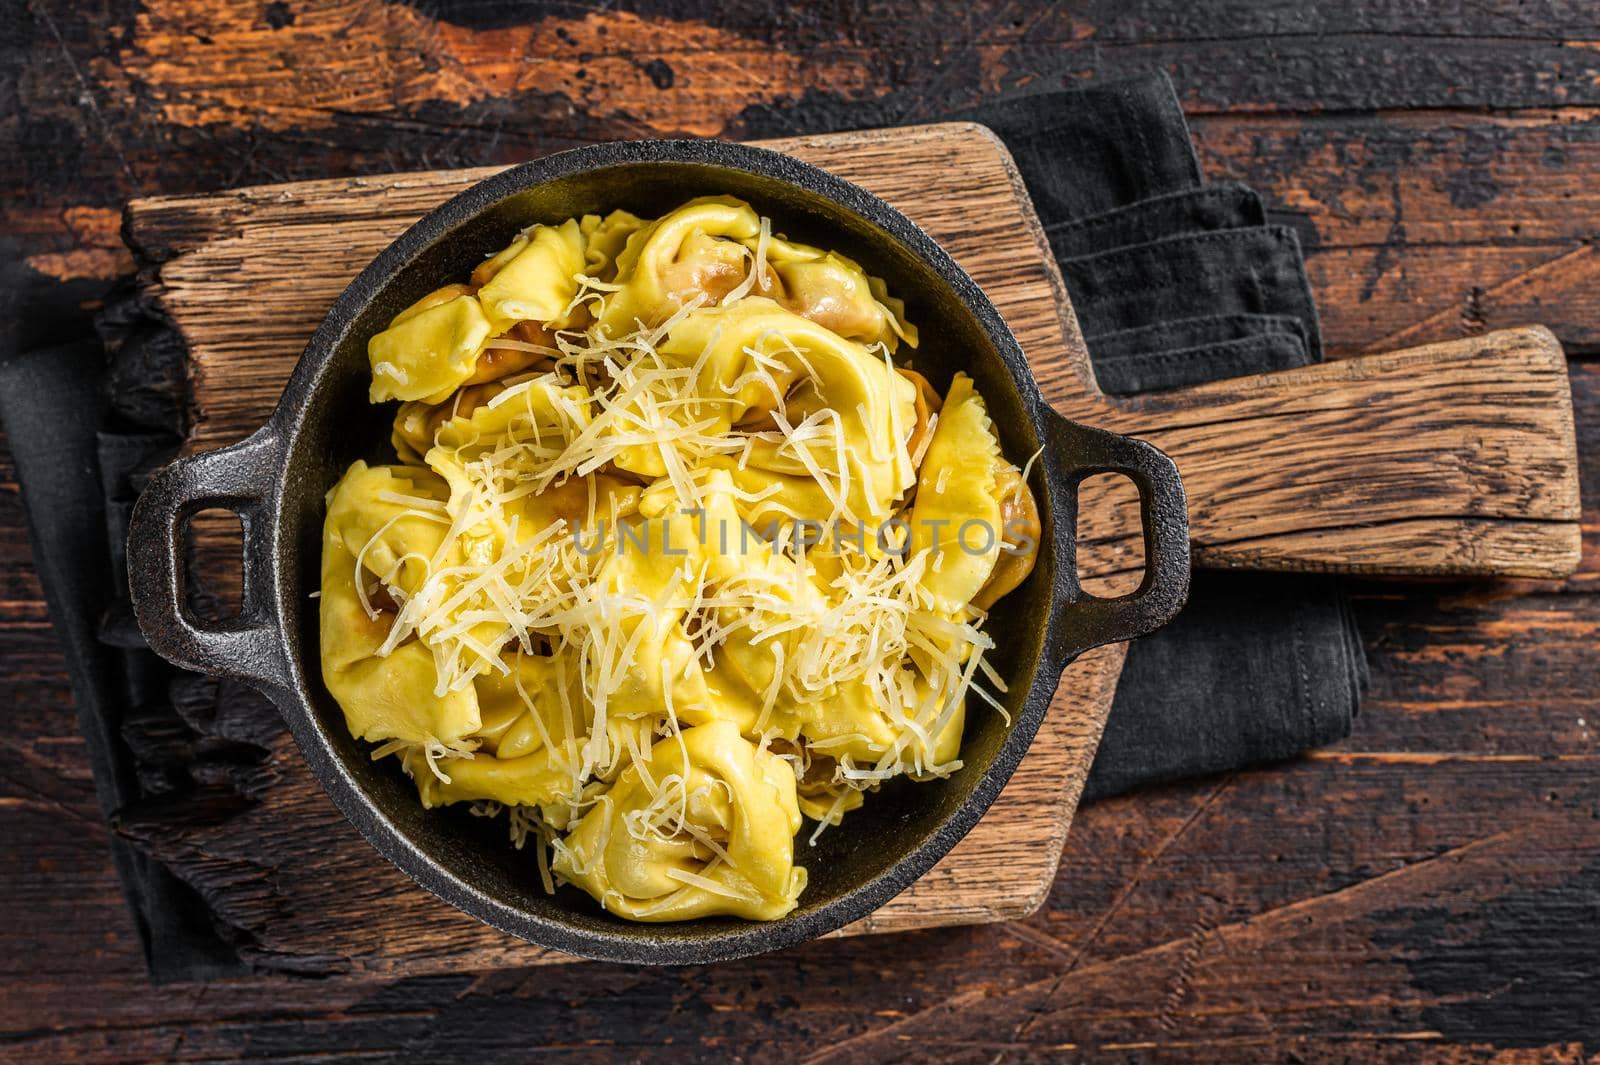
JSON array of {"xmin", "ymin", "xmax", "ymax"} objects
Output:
[
  {"xmin": 1039, "ymin": 408, "xmax": 1190, "ymax": 663},
  {"xmin": 127, "ymin": 426, "xmax": 294, "ymax": 695}
]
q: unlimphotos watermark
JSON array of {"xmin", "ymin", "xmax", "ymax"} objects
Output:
[{"xmin": 570, "ymin": 509, "xmax": 1036, "ymax": 559}]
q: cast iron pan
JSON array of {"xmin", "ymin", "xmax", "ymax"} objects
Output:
[{"xmin": 127, "ymin": 140, "xmax": 1190, "ymax": 964}]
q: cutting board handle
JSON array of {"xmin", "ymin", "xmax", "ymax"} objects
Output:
[{"xmin": 1043, "ymin": 324, "xmax": 1582, "ymax": 580}]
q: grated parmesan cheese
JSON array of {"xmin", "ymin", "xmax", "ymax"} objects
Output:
[{"xmin": 333, "ymin": 199, "xmax": 1025, "ymax": 918}]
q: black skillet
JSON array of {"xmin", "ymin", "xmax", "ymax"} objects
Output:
[{"xmin": 127, "ymin": 140, "xmax": 1190, "ymax": 964}]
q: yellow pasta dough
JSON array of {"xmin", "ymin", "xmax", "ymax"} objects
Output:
[
  {"xmin": 322, "ymin": 196, "xmax": 1041, "ymax": 922},
  {"xmin": 475, "ymin": 219, "xmax": 587, "ymax": 330},
  {"xmin": 763, "ymin": 234, "xmax": 918, "ymax": 352},
  {"xmin": 907, "ymin": 372, "xmax": 1006, "ymax": 612},
  {"xmin": 368, "ymin": 293, "xmax": 494, "ymax": 404},
  {"xmin": 553, "ymin": 720, "xmax": 806, "ymax": 921},
  {"xmin": 320, "ymin": 462, "xmax": 479, "ymax": 747}
]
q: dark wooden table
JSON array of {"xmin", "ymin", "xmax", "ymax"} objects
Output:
[{"xmin": 4, "ymin": 2, "xmax": 1599, "ymax": 1060}]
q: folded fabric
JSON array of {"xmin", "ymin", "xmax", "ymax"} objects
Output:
[
  {"xmin": 1044, "ymin": 182, "xmax": 1266, "ymax": 260},
  {"xmin": 950, "ymin": 76, "xmax": 1201, "ymax": 221},
  {"xmin": 0, "ymin": 339, "xmax": 244, "ymax": 979},
  {"xmin": 1059, "ymin": 226, "xmax": 1325, "ymax": 358},
  {"xmin": 1040, "ymin": 181, "xmax": 1317, "ymax": 391},
  {"xmin": 1079, "ymin": 572, "xmax": 1366, "ymax": 801},
  {"xmin": 956, "ymin": 72, "xmax": 1362, "ymax": 803},
  {"xmin": 1088, "ymin": 312, "xmax": 1309, "ymax": 362},
  {"xmin": 1091, "ymin": 332, "xmax": 1313, "ymax": 395}
]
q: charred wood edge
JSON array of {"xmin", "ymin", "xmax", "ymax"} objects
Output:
[{"xmin": 92, "ymin": 259, "xmax": 286, "ymax": 978}]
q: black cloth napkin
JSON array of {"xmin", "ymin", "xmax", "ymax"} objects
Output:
[
  {"xmin": 1043, "ymin": 182, "xmax": 1266, "ymax": 259},
  {"xmin": 957, "ymin": 73, "xmax": 1364, "ymax": 801},
  {"xmin": 0, "ymin": 72, "xmax": 1363, "ymax": 978},
  {"xmin": 0, "ymin": 336, "xmax": 245, "ymax": 979},
  {"xmin": 952, "ymin": 75, "xmax": 1202, "ymax": 220}
]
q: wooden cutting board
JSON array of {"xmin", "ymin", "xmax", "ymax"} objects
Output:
[{"xmin": 118, "ymin": 123, "xmax": 1581, "ymax": 974}]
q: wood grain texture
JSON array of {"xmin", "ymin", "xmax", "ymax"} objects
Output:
[
  {"xmin": 115, "ymin": 122, "xmax": 1583, "ymax": 972},
  {"xmin": 128, "ymin": 126, "xmax": 1582, "ymax": 582},
  {"xmin": 7, "ymin": 1, "xmax": 1600, "ymax": 1059},
  {"xmin": 113, "ymin": 642, "xmax": 1126, "ymax": 974},
  {"xmin": 1061, "ymin": 332, "xmax": 1581, "ymax": 576}
]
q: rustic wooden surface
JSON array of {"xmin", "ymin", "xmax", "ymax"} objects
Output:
[
  {"xmin": 5, "ymin": 1, "xmax": 1600, "ymax": 1060},
  {"xmin": 118, "ymin": 120, "xmax": 1580, "ymax": 970},
  {"xmin": 130, "ymin": 130, "xmax": 1581, "ymax": 580}
]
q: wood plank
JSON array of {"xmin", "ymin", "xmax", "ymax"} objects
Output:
[
  {"xmin": 817, "ymin": 796, "xmax": 1600, "ymax": 1062},
  {"xmin": 29, "ymin": 111, "xmax": 1600, "ymax": 360},
  {"xmin": 1192, "ymin": 109, "xmax": 1600, "ymax": 248},
  {"xmin": 4, "ymin": 1, "xmax": 1600, "ymax": 1057},
  {"xmin": 1046, "ymin": 328, "xmax": 1583, "ymax": 577},
  {"xmin": 80, "ymin": 0, "xmax": 1600, "ymax": 149}
]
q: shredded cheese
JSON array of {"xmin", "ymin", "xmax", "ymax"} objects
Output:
[{"xmin": 335, "ymin": 200, "xmax": 1030, "ymax": 917}]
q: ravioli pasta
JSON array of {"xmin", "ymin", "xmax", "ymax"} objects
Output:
[{"xmin": 321, "ymin": 196, "xmax": 1041, "ymax": 923}]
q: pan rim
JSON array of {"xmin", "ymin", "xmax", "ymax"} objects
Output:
[{"xmin": 259, "ymin": 138, "xmax": 1072, "ymax": 964}]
